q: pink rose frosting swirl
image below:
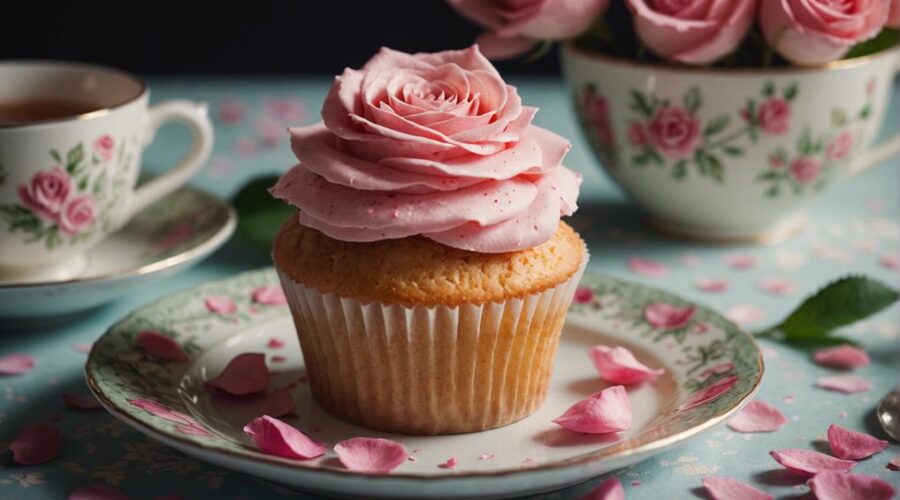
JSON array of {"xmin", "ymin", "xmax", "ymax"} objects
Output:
[{"xmin": 271, "ymin": 45, "xmax": 581, "ymax": 253}]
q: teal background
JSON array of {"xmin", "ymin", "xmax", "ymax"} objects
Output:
[{"xmin": 1, "ymin": 76, "xmax": 898, "ymax": 499}]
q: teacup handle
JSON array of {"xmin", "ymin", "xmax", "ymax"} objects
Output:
[
  {"xmin": 122, "ymin": 100, "xmax": 214, "ymax": 222},
  {"xmin": 851, "ymin": 56, "xmax": 900, "ymax": 176}
]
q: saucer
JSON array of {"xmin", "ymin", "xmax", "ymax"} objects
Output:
[
  {"xmin": 87, "ymin": 268, "xmax": 762, "ymax": 499},
  {"xmin": 0, "ymin": 185, "xmax": 235, "ymax": 321}
]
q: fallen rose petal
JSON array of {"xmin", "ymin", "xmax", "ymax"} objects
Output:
[
  {"xmin": 817, "ymin": 375, "xmax": 871, "ymax": 394},
  {"xmin": 582, "ymin": 476, "xmax": 625, "ymax": 500},
  {"xmin": 769, "ymin": 448, "xmax": 856, "ymax": 477},
  {"xmin": 136, "ymin": 331, "xmax": 189, "ymax": 362},
  {"xmin": 10, "ymin": 423, "xmax": 60, "ymax": 465},
  {"xmin": 439, "ymin": 457, "xmax": 458, "ymax": 469},
  {"xmin": 812, "ymin": 345, "xmax": 870, "ymax": 370},
  {"xmin": 588, "ymin": 345, "xmax": 663, "ymax": 384},
  {"xmin": 204, "ymin": 295, "xmax": 237, "ymax": 315},
  {"xmin": 243, "ymin": 415, "xmax": 326, "ymax": 460},
  {"xmin": 334, "ymin": 437, "xmax": 408, "ymax": 473},
  {"xmin": 217, "ymin": 99, "xmax": 246, "ymax": 124},
  {"xmin": 680, "ymin": 375, "xmax": 739, "ymax": 411},
  {"xmin": 234, "ymin": 137, "xmax": 258, "ymax": 158},
  {"xmin": 879, "ymin": 254, "xmax": 900, "ymax": 270},
  {"xmin": 827, "ymin": 424, "xmax": 889, "ymax": 460},
  {"xmin": 694, "ymin": 277, "xmax": 729, "ymax": 293},
  {"xmin": 262, "ymin": 97, "xmax": 307, "ymax": 122},
  {"xmin": 723, "ymin": 254, "xmax": 756, "ymax": 270},
  {"xmin": 702, "ymin": 476, "xmax": 772, "ymax": 500},
  {"xmin": 63, "ymin": 393, "xmax": 102, "ymax": 410},
  {"xmin": 727, "ymin": 400, "xmax": 788, "ymax": 433},
  {"xmin": 256, "ymin": 118, "xmax": 284, "ymax": 148},
  {"xmin": 0, "ymin": 354, "xmax": 36, "ymax": 375},
  {"xmin": 725, "ymin": 304, "xmax": 765, "ymax": 326},
  {"xmin": 128, "ymin": 398, "xmax": 194, "ymax": 424},
  {"xmin": 888, "ymin": 456, "xmax": 900, "ymax": 471},
  {"xmin": 808, "ymin": 471, "xmax": 895, "ymax": 500},
  {"xmin": 260, "ymin": 387, "xmax": 295, "ymax": 417},
  {"xmin": 175, "ymin": 423, "xmax": 213, "ymax": 437},
  {"xmin": 252, "ymin": 286, "xmax": 288, "ymax": 306},
  {"xmin": 206, "ymin": 353, "xmax": 270, "ymax": 396},
  {"xmin": 628, "ymin": 257, "xmax": 669, "ymax": 278},
  {"xmin": 644, "ymin": 302, "xmax": 695, "ymax": 329},
  {"xmin": 266, "ymin": 338, "xmax": 285, "ymax": 349},
  {"xmin": 756, "ymin": 278, "xmax": 796, "ymax": 295},
  {"xmin": 553, "ymin": 385, "xmax": 632, "ymax": 434}
]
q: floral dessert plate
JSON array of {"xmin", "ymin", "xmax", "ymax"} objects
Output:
[
  {"xmin": 0, "ymin": 186, "xmax": 234, "ymax": 322},
  {"xmin": 86, "ymin": 268, "xmax": 762, "ymax": 499}
]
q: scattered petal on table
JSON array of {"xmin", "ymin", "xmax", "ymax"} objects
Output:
[
  {"xmin": 724, "ymin": 304, "xmax": 765, "ymax": 326},
  {"xmin": 262, "ymin": 97, "xmax": 307, "ymax": 122},
  {"xmin": 204, "ymin": 296, "xmax": 237, "ymax": 315},
  {"xmin": 702, "ymin": 476, "xmax": 772, "ymax": 500},
  {"xmin": 252, "ymin": 286, "xmax": 288, "ymax": 306},
  {"xmin": 816, "ymin": 375, "xmax": 871, "ymax": 394},
  {"xmin": 588, "ymin": 345, "xmax": 663, "ymax": 384},
  {"xmin": 0, "ymin": 354, "xmax": 36, "ymax": 375},
  {"xmin": 723, "ymin": 254, "xmax": 756, "ymax": 270},
  {"xmin": 581, "ymin": 476, "xmax": 625, "ymax": 500},
  {"xmin": 137, "ymin": 331, "xmax": 190, "ymax": 362},
  {"xmin": 807, "ymin": 471, "xmax": 895, "ymax": 500},
  {"xmin": 727, "ymin": 400, "xmax": 788, "ymax": 433},
  {"xmin": 827, "ymin": 424, "xmax": 889, "ymax": 460},
  {"xmin": 769, "ymin": 448, "xmax": 856, "ymax": 477},
  {"xmin": 234, "ymin": 137, "xmax": 258, "ymax": 158},
  {"xmin": 812, "ymin": 345, "xmax": 870, "ymax": 370},
  {"xmin": 216, "ymin": 99, "xmax": 246, "ymax": 124},
  {"xmin": 256, "ymin": 118, "xmax": 285, "ymax": 148},
  {"xmin": 206, "ymin": 353, "xmax": 270, "ymax": 396},
  {"xmin": 888, "ymin": 456, "xmax": 900, "ymax": 471},
  {"xmin": 439, "ymin": 457, "xmax": 458, "ymax": 469},
  {"xmin": 756, "ymin": 278, "xmax": 796, "ymax": 295},
  {"xmin": 627, "ymin": 257, "xmax": 669, "ymax": 278},
  {"xmin": 63, "ymin": 393, "xmax": 102, "ymax": 411},
  {"xmin": 553, "ymin": 386, "xmax": 631, "ymax": 434},
  {"xmin": 243, "ymin": 416, "xmax": 326, "ymax": 460},
  {"xmin": 694, "ymin": 277, "xmax": 729, "ymax": 293},
  {"xmin": 644, "ymin": 303, "xmax": 694, "ymax": 329},
  {"xmin": 10, "ymin": 423, "xmax": 60, "ymax": 465},
  {"xmin": 260, "ymin": 387, "xmax": 295, "ymax": 418},
  {"xmin": 334, "ymin": 437, "xmax": 408, "ymax": 473},
  {"xmin": 680, "ymin": 375, "xmax": 739, "ymax": 411},
  {"xmin": 879, "ymin": 254, "xmax": 900, "ymax": 270}
]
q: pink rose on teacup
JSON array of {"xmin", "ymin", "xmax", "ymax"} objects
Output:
[
  {"xmin": 760, "ymin": 0, "xmax": 891, "ymax": 65},
  {"xmin": 628, "ymin": 122, "xmax": 647, "ymax": 146},
  {"xmin": 826, "ymin": 131, "xmax": 855, "ymax": 160},
  {"xmin": 790, "ymin": 157, "xmax": 822, "ymax": 184},
  {"xmin": 758, "ymin": 97, "xmax": 791, "ymax": 136},
  {"xmin": 17, "ymin": 166, "xmax": 72, "ymax": 223},
  {"xmin": 626, "ymin": 0, "xmax": 758, "ymax": 64},
  {"xmin": 647, "ymin": 106, "xmax": 702, "ymax": 160},
  {"xmin": 58, "ymin": 195, "xmax": 97, "ymax": 235},
  {"xmin": 93, "ymin": 135, "xmax": 115, "ymax": 162},
  {"xmin": 448, "ymin": 0, "xmax": 611, "ymax": 59},
  {"xmin": 583, "ymin": 87, "xmax": 615, "ymax": 145}
]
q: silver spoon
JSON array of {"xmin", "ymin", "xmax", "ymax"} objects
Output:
[{"xmin": 877, "ymin": 386, "xmax": 900, "ymax": 442}]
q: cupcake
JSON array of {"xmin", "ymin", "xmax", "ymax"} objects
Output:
[{"xmin": 271, "ymin": 45, "xmax": 586, "ymax": 435}]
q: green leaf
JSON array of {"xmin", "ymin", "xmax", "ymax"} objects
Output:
[
  {"xmin": 66, "ymin": 144, "xmax": 84, "ymax": 173},
  {"xmin": 722, "ymin": 145, "xmax": 743, "ymax": 157},
  {"xmin": 50, "ymin": 149, "xmax": 62, "ymax": 164},
  {"xmin": 762, "ymin": 81, "xmax": 775, "ymax": 98},
  {"xmin": 683, "ymin": 87, "xmax": 702, "ymax": 113},
  {"xmin": 843, "ymin": 28, "xmax": 900, "ymax": 59},
  {"xmin": 831, "ymin": 109, "xmax": 847, "ymax": 127},
  {"xmin": 703, "ymin": 115, "xmax": 731, "ymax": 137},
  {"xmin": 783, "ymin": 83, "xmax": 799, "ymax": 101},
  {"xmin": 859, "ymin": 104, "xmax": 871, "ymax": 120},
  {"xmin": 798, "ymin": 128, "xmax": 812, "ymax": 155},
  {"xmin": 774, "ymin": 276, "xmax": 898, "ymax": 342},
  {"xmin": 629, "ymin": 90, "xmax": 654, "ymax": 118},
  {"xmin": 672, "ymin": 160, "xmax": 687, "ymax": 181},
  {"xmin": 233, "ymin": 175, "xmax": 295, "ymax": 250},
  {"xmin": 764, "ymin": 186, "xmax": 779, "ymax": 198}
]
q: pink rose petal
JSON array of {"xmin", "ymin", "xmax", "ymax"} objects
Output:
[
  {"xmin": 694, "ymin": 277, "xmax": 729, "ymax": 293},
  {"xmin": 204, "ymin": 296, "xmax": 237, "ymax": 315},
  {"xmin": 553, "ymin": 385, "xmax": 632, "ymax": 434},
  {"xmin": 808, "ymin": 471, "xmax": 895, "ymax": 500},
  {"xmin": 260, "ymin": 387, "xmax": 295, "ymax": 418},
  {"xmin": 128, "ymin": 399, "xmax": 194, "ymax": 424},
  {"xmin": 680, "ymin": 375, "xmax": 739, "ymax": 410},
  {"xmin": 217, "ymin": 99, "xmax": 246, "ymax": 124},
  {"xmin": 206, "ymin": 353, "xmax": 270, "ymax": 396},
  {"xmin": 243, "ymin": 415, "xmax": 326, "ymax": 460},
  {"xmin": 63, "ymin": 393, "xmax": 102, "ymax": 410},
  {"xmin": 879, "ymin": 254, "xmax": 900, "ymax": 270},
  {"xmin": 827, "ymin": 424, "xmax": 889, "ymax": 460},
  {"xmin": 727, "ymin": 400, "xmax": 788, "ymax": 433},
  {"xmin": 817, "ymin": 375, "xmax": 871, "ymax": 394},
  {"xmin": 702, "ymin": 476, "xmax": 773, "ymax": 500},
  {"xmin": 262, "ymin": 97, "xmax": 307, "ymax": 122},
  {"xmin": 256, "ymin": 118, "xmax": 285, "ymax": 148},
  {"xmin": 644, "ymin": 302, "xmax": 695, "ymax": 329},
  {"xmin": 266, "ymin": 338, "xmax": 285, "ymax": 349},
  {"xmin": 723, "ymin": 254, "xmax": 756, "ymax": 270},
  {"xmin": 588, "ymin": 345, "xmax": 663, "ymax": 384},
  {"xmin": 334, "ymin": 437, "xmax": 408, "ymax": 473},
  {"xmin": 582, "ymin": 477, "xmax": 625, "ymax": 500},
  {"xmin": 439, "ymin": 457, "xmax": 458, "ymax": 469},
  {"xmin": 628, "ymin": 257, "xmax": 669, "ymax": 278},
  {"xmin": 888, "ymin": 456, "xmax": 900, "ymax": 471},
  {"xmin": 725, "ymin": 304, "xmax": 765, "ymax": 326},
  {"xmin": 756, "ymin": 278, "xmax": 796, "ymax": 295},
  {"xmin": 136, "ymin": 331, "xmax": 189, "ymax": 362},
  {"xmin": 812, "ymin": 345, "xmax": 870, "ymax": 370},
  {"xmin": 769, "ymin": 448, "xmax": 856, "ymax": 477},
  {"xmin": 234, "ymin": 137, "xmax": 258, "ymax": 158},
  {"xmin": 9, "ymin": 423, "xmax": 60, "ymax": 465},
  {"xmin": 0, "ymin": 354, "xmax": 36, "ymax": 375},
  {"xmin": 252, "ymin": 286, "xmax": 288, "ymax": 306},
  {"xmin": 71, "ymin": 343, "xmax": 93, "ymax": 354}
]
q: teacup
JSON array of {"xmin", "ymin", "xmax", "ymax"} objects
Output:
[
  {"xmin": 562, "ymin": 43, "xmax": 900, "ymax": 244},
  {"xmin": 0, "ymin": 61, "xmax": 213, "ymax": 281}
]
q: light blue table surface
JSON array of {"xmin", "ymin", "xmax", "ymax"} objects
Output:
[{"xmin": 1, "ymin": 76, "xmax": 898, "ymax": 499}]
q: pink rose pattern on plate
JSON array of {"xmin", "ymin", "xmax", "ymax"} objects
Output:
[{"xmin": 0, "ymin": 136, "xmax": 132, "ymax": 249}]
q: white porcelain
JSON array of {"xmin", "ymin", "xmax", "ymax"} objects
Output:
[
  {"xmin": 0, "ymin": 61, "xmax": 214, "ymax": 279},
  {"xmin": 562, "ymin": 44, "xmax": 900, "ymax": 243}
]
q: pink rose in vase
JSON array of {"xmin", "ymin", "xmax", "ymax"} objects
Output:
[
  {"xmin": 647, "ymin": 106, "xmax": 702, "ymax": 160},
  {"xmin": 17, "ymin": 166, "xmax": 72, "ymax": 223},
  {"xmin": 93, "ymin": 135, "xmax": 115, "ymax": 162},
  {"xmin": 826, "ymin": 131, "xmax": 855, "ymax": 161},
  {"xmin": 790, "ymin": 157, "xmax": 822, "ymax": 184},
  {"xmin": 758, "ymin": 97, "xmax": 791, "ymax": 135},
  {"xmin": 760, "ymin": 0, "xmax": 891, "ymax": 65},
  {"xmin": 58, "ymin": 195, "xmax": 97, "ymax": 235}
]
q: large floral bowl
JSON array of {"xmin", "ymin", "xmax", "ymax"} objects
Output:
[{"xmin": 561, "ymin": 43, "xmax": 900, "ymax": 244}]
